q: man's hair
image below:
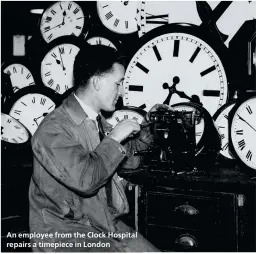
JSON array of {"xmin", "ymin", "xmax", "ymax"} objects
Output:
[{"xmin": 73, "ymin": 44, "xmax": 127, "ymax": 90}]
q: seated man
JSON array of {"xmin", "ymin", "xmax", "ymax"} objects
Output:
[{"xmin": 29, "ymin": 45, "xmax": 168, "ymax": 252}]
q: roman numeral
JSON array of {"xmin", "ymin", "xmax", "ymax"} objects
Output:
[
  {"xmin": 45, "ymin": 71, "xmax": 51, "ymax": 77},
  {"xmin": 115, "ymin": 117, "xmax": 120, "ymax": 122},
  {"xmin": 246, "ymin": 150, "xmax": 252, "ymax": 161},
  {"xmin": 68, "ymin": 3, "xmax": 72, "ymax": 10},
  {"xmin": 55, "ymin": 84, "xmax": 60, "ymax": 92},
  {"xmin": 196, "ymin": 132, "xmax": 202, "ymax": 136},
  {"xmin": 146, "ymin": 14, "xmax": 169, "ymax": 24},
  {"xmin": 246, "ymin": 106, "xmax": 252, "ymax": 114},
  {"xmin": 76, "ymin": 26, "xmax": 82, "ymax": 30},
  {"xmin": 173, "ymin": 40, "xmax": 180, "ymax": 57},
  {"xmin": 7, "ymin": 119, "xmax": 11, "ymax": 123},
  {"xmin": 69, "ymin": 48, "xmax": 73, "ymax": 54},
  {"xmin": 129, "ymin": 85, "xmax": 143, "ymax": 92},
  {"xmin": 21, "ymin": 101, "xmax": 27, "ymax": 106},
  {"xmin": 26, "ymin": 73, "xmax": 32, "ymax": 79},
  {"xmin": 113, "ymin": 19, "xmax": 119, "ymax": 27},
  {"xmin": 51, "ymin": 52, "xmax": 57, "ymax": 58},
  {"xmin": 189, "ymin": 47, "xmax": 201, "ymax": 63},
  {"xmin": 153, "ymin": 45, "xmax": 162, "ymax": 61},
  {"xmin": 222, "ymin": 142, "xmax": 229, "ymax": 150},
  {"xmin": 32, "ymin": 97, "xmax": 35, "ymax": 103},
  {"xmin": 236, "ymin": 130, "xmax": 243, "ymax": 135},
  {"xmin": 220, "ymin": 134, "xmax": 225, "ymax": 139},
  {"xmin": 21, "ymin": 67, "xmax": 23, "ymax": 74},
  {"xmin": 125, "ymin": 21, "xmax": 128, "ymax": 29},
  {"xmin": 200, "ymin": 65, "xmax": 216, "ymax": 76},
  {"xmin": 238, "ymin": 139, "xmax": 246, "ymax": 150},
  {"xmin": 48, "ymin": 34, "xmax": 53, "ymax": 41},
  {"xmin": 45, "ymin": 16, "xmax": 52, "ymax": 23},
  {"xmin": 203, "ymin": 90, "xmax": 220, "ymax": 97},
  {"xmin": 73, "ymin": 7, "xmax": 80, "ymax": 14},
  {"xmin": 13, "ymin": 67, "xmax": 17, "ymax": 73},
  {"xmin": 59, "ymin": 47, "xmax": 64, "ymax": 54},
  {"xmin": 14, "ymin": 110, "xmax": 21, "ymax": 115},
  {"xmin": 124, "ymin": 115, "xmax": 128, "ymax": 119},
  {"xmin": 40, "ymin": 97, "xmax": 46, "ymax": 105},
  {"xmin": 48, "ymin": 105, "xmax": 54, "ymax": 110},
  {"xmin": 102, "ymin": 5, "xmax": 108, "ymax": 8},
  {"xmin": 48, "ymin": 79, "xmax": 54, "ymax": 87},
  {"xmin": 51, "ymin": 9, "xmax": 56, "ymax": 15},
  {"xmin": 12, "ymin": 138, "xmax": 18, "ymax": 143},
  {"xmin": 105, "ymin": 11, "xmax": 113, "ymax": 20},
  {"xmin": 224, "ymin": 114, "xmax": 228, "ymax": 119},
  {"xmin": 65, "ymin": 85, "xmax": 69, "ymax": 91},
  {"xmin": 136, "ymin": 62, "xmax": 149, "ymax": 74},
  {"xmin": 133, "ymin": 117, "xmax": 138, "ymax": 121}
]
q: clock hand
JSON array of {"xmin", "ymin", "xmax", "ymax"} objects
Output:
[
  {"xmin": 58, "ymin": 47, "xmax": 66, "ymax": 71},
  {"xmin": 123, "ymin": 1, "xmax": 129, "ymax": 6},
  {"xmin": 162, "ymin": 76, "xmax": 180, "ymax": 105},
  {"xmin": 62, "ymin": 10, "xmax": 66, "ymax": 25},
  {"xmin": 33, "ymin": 113, "xmax": 49, "ymax": 126},
  {"xmin": 237, "ymin": 114, "xmax": 256, "ymax": 132},
  {"xmin": 146, "ymin": 13, "xmax": 169, "ymax": 22},
  {"xmin": 44, "ymin": 23, "xmax": 63, "ymax": 32}
]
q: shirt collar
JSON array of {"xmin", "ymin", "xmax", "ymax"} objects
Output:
[{"xmin": 74, "ymin": 93, "xmax": 98, "ymax": 121}]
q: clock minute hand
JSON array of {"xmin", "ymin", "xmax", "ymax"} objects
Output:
[
  {"xmin": 237, "ymin": 114, "xmax": 256, "ymax": 132},
  {"xmin": 58, "ymin": 48, "xmax": 66, "ymax": 71}
]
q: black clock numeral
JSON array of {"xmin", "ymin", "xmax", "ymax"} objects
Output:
[
  {"xmin": 48, "ymin": 105, "xmax": 54, "ymax": 110},
  {"xmin": 133, "ymin": 117, "xmax": 138, "ymax": 121},
  {"xmin": 59, "ymin": 47, "xmax": 64, "ymax": 54},
  {"xmin": 69, "ymin": 48, "xmax": 73, "ymax": 54},
  {"xmin": 200, "ymin": 65, "xmax": 216, "ymax": 77},
  {"xmin": 48, "ymin": 34, "xmax": 53, "ymax": 41},
  {"xmin": 105, "ymin": 11, "xmax": 113, "ymax": 20},
  {"xmin": 59, "ymin": 2, "xmax": 63, "ymax": 10},
  {"xmin": 51, "ymin": 52, "xmax": 57, "ymax": 58},
  {"xmin": 153, "ymin": 45, "xmax": 162, "ymax": 61},
  {"xmin": 236, "ymin": 130, "xmax": 243, "ymax": 135},
  {"xmin": 12, "ymin": 138, "xmax": 18, "ymax": 143},
  {"xmin": 48, "ymin": 79, "xmax": 54, "ymax": 87},
  {"xmin": 146, "ymin": 14, "xmax": 169, "ymax": 24},
  {"xmin": 76, "ymin": 17, "xmax": 83, "ymax": 20},
  {"xmin": 220, "ymin": 134, "xmax": 225, "ymax": 139},
  {"xmin": 45, "ymin": 16, "xmax": 52, "ymax": 23},
  {"xmin": 115, "ymin": 117, "xmax": 120, "ymax": 122},
  {"xmin": 21, "ymin": 101, "xmax": 27, "ymax": 106},
  {"xmin": 14, "ymin": 125, "xmax": 21, "ymax": 129},
  {"xmin": 238, "ymin": 139, "xmax": 246, "ymax": 150},
  {"xmin": 196, "ymin": 131, "xmax": 202, "ymax": 136},
  {"xmin": 113, "ymin": 19, "xmax": 120, "ymax": 27},
  {"xmin": 29, "ymin": 82, "xmax": 35, "ymax": 86},
  {"xmin": 32, "ymin": 97, "xmax": 35, "ymax": 103},
  {"xmin": 222, "ymin": 142, "xmax": 229, "ymax": 150},
  {"xmin": 68, "ymin": 3, "xmax": 72, "ymax": 10},
  {"xmin": 2, "ymin": 137, "xmax": 8, "ymax": 142},
  {"xmin": 50, "ymin": 9, "xmax": 56, "ymax": 15},
  {"xmin": 246, "ymin": 150, "xmax": 252, "ymax": 161},
  {"xmin": 44, "ymin": 26, "xmax": 50, "ymax": 32},
  {"xmin": 102, "ymin": 5, "xmax": 108, "ymax": 8},
  {"xmin": 218, "ymin": 126, "xmax": 225, "ymax": 129},
  {"xmin": 136, "ymin": 62, "xmax": 149, "ymax": 74},
  {"xmin": 189, "ymin": 47, "xmax": 201, "ymax": 63},
  {"xmin": 45, "ymin": 71, "xmax": 51, "ymax": 77},
  {"xmin": 124, "ymin": 114, "xmax": 128, "ymax": 120},
  {"xmin": 13, "ymin": 67, "xmax": 17, "ymax": 73},
  {"xmin": 21, "ymin": 67, "xmax": 23, "ymax": 74},
  {"xmin": 18, "ymin": 136, "xmax": 24, "ymax": 141},
  {"xmin": 246, "ymin": 106, "xmax": 252, "ymax": 114},
  {"xmin": 173, "ymin": 40, "xmax": 180, "ymax": 57},
  {"xmin": 73, "ymin": 7, "xmax": 80, "ymax": 14},
  {"xmin": 75, "ymin": 26, "xmax": 82, "ymax": 30},
  {"xmin": 203, "ymin": 90, "xmax": 220, "ymax": 97},
  {"xmin": 65, "ymin": 85, "xmax": 69, "ymax": 91},
  {"xmin": 55, "ymin": 84, "xmax": 60, "ymax": 92},
  {"xmin": 26, "ymin": 73, "xmax": 32, "ymax": 79},
  {"xmin": 129, "ymin": 85, "xmax": 143, "ymax": 92},
  {"xmin": 224, "ymin": 114, "xmax": 228, "ymax": 119},
  {"xmin": 7, "ymin": 119, "xmax": 11, "ymax": 123},
  {"xmin": 14, "ymin": 110, "xmax": 21, "ymax": 115},
  {"xmin": 40, "ymin": 97, "xmax": 46, "ymax": 105},
  {"xmin": 125, "ymin": 21, "xmax": 128, "ymax": 29}
]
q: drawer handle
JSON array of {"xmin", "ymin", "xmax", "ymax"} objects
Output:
[
  {"xmin": 175, "ymin": 234, "xmax": 198, "ymax": 249},
  {"xmin": 174, "ymin": 202, "xmax": 199, "ymax": 215}
]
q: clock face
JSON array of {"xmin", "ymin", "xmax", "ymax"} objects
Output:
[
  {"xmin": 3, "ymin": 63, "xmax": 35, "ymax": 93},
  {"xmin": 1, "ymin": 113, "xmax": 29, "ymax": 144},
  {"xmin": 41, "ymin": 43, "xmax": 80, "ymax": 94},
  {"xmin": 87, "ymin": 36, "xmax": 117, "ymax": 49},
  {"xmin": 137, "ymin": 1, "xmax": 201, "ymax": 37},
  {"xmin": 9, "ymin": 93, "xmax": 56, "ymax": 135},
  {"xmin": 214, "ymin": 101, "xmax": 236, "ymax": 159},
  {"xmin": 123, "ymin": 29, "xmax": 228, "ymax": 116},
  {"xmin": 230, "ymin": 97, "xmax": 256, "ymax": 169},
  {"xmin": 97, "ymin": 1, "xmax": 138, "ymax": 34},
  {"xmin": 40, "ymin": 1, "xmax": 85, "ymax": 43}
]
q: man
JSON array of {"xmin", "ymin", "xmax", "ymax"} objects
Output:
[{"xmin": 29, "ymin": 45, "xmax": 167, "ymax": 251}]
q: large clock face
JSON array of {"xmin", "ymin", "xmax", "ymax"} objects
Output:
[
  {"xmin": 3, "ymin": 63, "xmax": 35, "ymax": 92},
  {"xmin": 230, "ymin": 97, "xmax": 256, "ymax": 169},
  {"xmin": 1, "ymin": 113, "xmax": 29, "ymax": 144},
  {"xmin": 123, "ymin": 30, "xmax": 228, "ymax": 116},
  {"xmin": 97, "ymin": 1, "xmax": 138, "ymax": 34},
  {"xmin": 9, "ymin": 93, "xmax": 56, "ymax": 135},
  {"xmin": 40, "ymin": 1, "xmax": 85, "ymax": 43},
  {"xmin": 41, "ymin": 43, "xmax": 80, "ymax": 94}
]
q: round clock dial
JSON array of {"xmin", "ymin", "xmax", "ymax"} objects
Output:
[
  {"xmin": 2, "ymin": 63, "xmax": 35, "ymax": 93},
  {"xmin": 123, "ymin": 25, "xmax": 229, "ymax": 116},
  {"xmin": 9, "ymin": 91, "xmax": 57, "ymax": 136},
  {"xmin": 96, "ymin": 1, "xmax": 138, "ymax": 34},
  {"xmin": 1, "ymin": 113, "xmax": 29, "ymax": 144},
  {"xmin": 41, "ymin": 43, "xmax": 80, "ymax": 94},
  {"xmin": 87, "ymin": 36, "xmax": 117, "ymax": 49},
  {"xmin": 230, "ymin": 96, "xmax": 256, "ymax": 170},
  {"xmin": 40, "ymin": 1, "xmax": 85, "ymax": 43},
  {"xmin": 213, "ymin": 101, "xmax": 236, "ymax": 160}
]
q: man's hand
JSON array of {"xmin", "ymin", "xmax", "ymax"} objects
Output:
[{"xmin": 108, "ymin": 119, "xmax": 141, "ymax": 143}]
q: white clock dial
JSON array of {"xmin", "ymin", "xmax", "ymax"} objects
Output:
[
  {"xmin": 41, "ymin": 43, "xmax": 80, "ymax": 94},
  {"xmin": 172, "ymin": 104, "xmax": 205, "ymax": 145},
  {"xmin": 3, "ymin": 64, "xmax": 35, "ymax": 92},
  {"xmin": 87, "ymin": 36, "xmax": 117, "ymax": 49},
  {"xmin": 231, "ymin": 97, "xmax": 256, "ymax": 169},
  {"xmin": 40, "ymin": 1, "xmax": 85, "ymax": 43},
  {"xmin": 9, "ymin": 94, "xmax": 56, "ymax": 135},
  {"xmin": 1, "ymin": 113, "xmax": 29, "ymax": 144},
  {"xmin": 106, "ymin": 109, "xmax": 145, "ymax": 128},
  {"xmin": 137, "ymin": 1, "xmax": 201, "ymax": 37},
  {"xmin": 97, "ymin": 1, "xmax": 138, "ymax": 34},
  {"xmin": 214, "ymin": 102, "xmax": 236, "ymax": 159},
  {"xmin": 123, "ymin": 32, "xmax": 228, "ymax": 116}
]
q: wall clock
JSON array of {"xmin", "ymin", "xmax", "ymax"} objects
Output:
[
  {"xmin": 6, "ymin": 86, "xmax": 61, "ymax": 136},
  {"xmin": 1, "ymin": 113, "xmax": 30, "ymax": 144},
  {"xmin": 229, "ymin": 94, "xmax": 256, "ymax": 173},
  {"xmin": 137, "ymin": 1, "xmax": 201, "ymax": 38},
  {"xmin": 39, "ymin": 1, "xmax": 88, "ymax": 43},
  {"xmin": 123, "ymin": 24, "xmax": 229, "ymax": 116},
  {"xmin": 2, "ymin": 60, "xmax": 36, "ymax": 93},
  {"xmin": 213, "ymin": 101, "xmax": 237, "ymax": 160},
  {"xmin": 38, "ymin": 37, "xmax": 82, "ymax": 95},
  {"xmin": 96, "ymin": 1, "xmax": 139, "ymax": 34}
]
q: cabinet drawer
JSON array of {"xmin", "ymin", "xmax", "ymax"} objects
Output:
[{"xmin": 146, "ymin": 191, "xmax": 235, "ymax": 230}]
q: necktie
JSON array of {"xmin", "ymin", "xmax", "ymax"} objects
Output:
[{"xmin": 96, "ymin": 114, "xmax": 105, "ymax": 141}]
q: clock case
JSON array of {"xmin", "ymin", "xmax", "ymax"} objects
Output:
[{"xmin": 228, "ymin": 91, "xmax": 256, "ymax": 176}]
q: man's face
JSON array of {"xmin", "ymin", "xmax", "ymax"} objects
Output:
[{"xmin": 98, "ymin": 63, "xmax": 125, "ymax": 112}]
